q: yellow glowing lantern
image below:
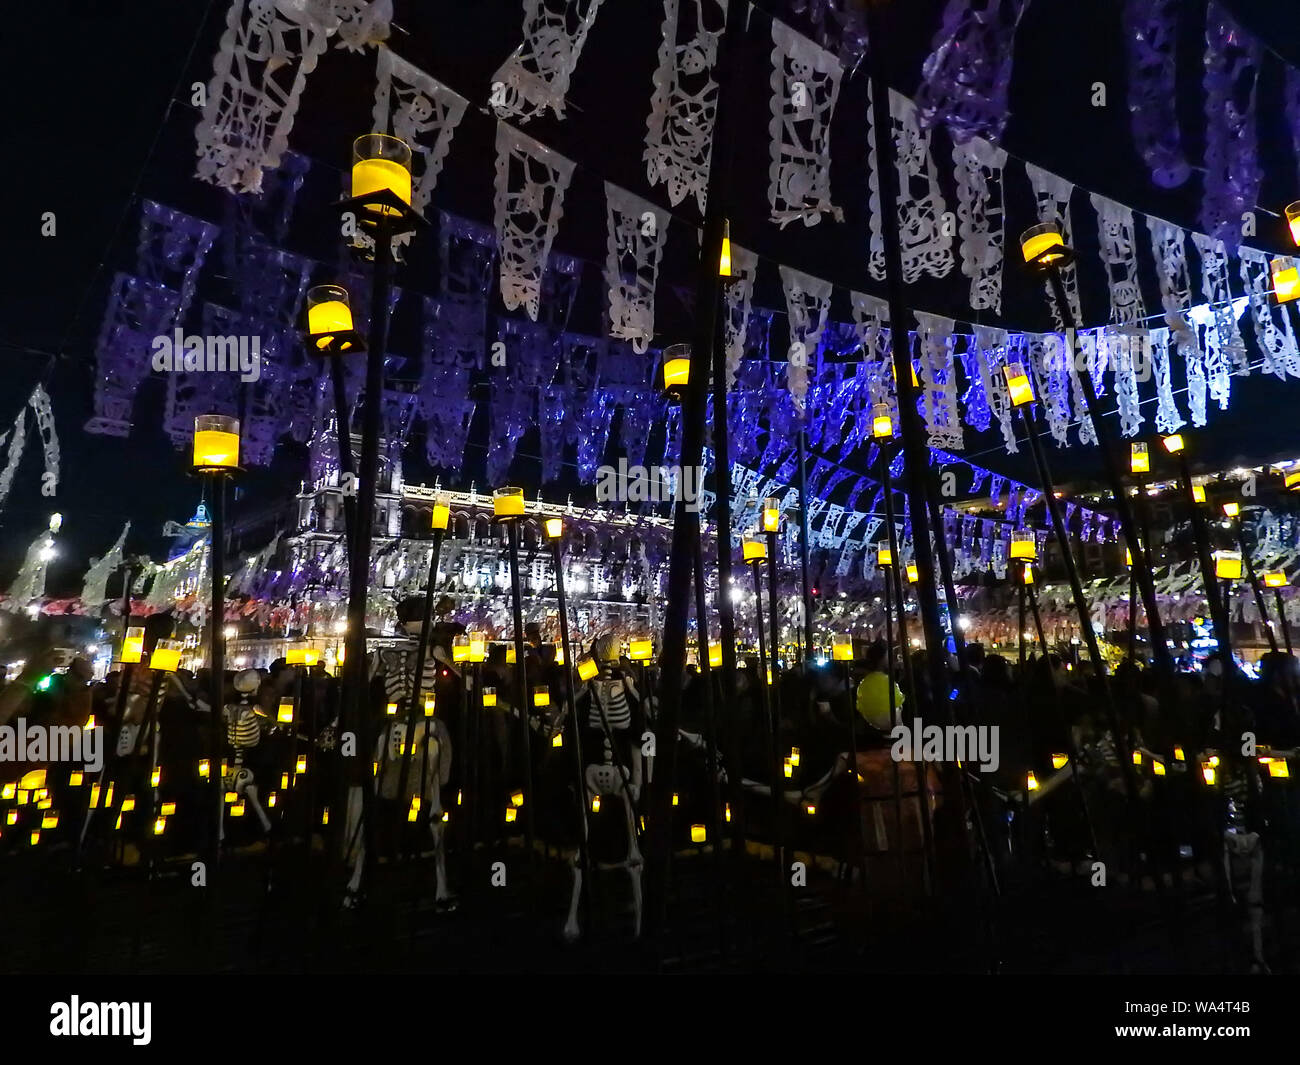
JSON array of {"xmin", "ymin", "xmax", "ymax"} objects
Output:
[
  {"xmin": 193, "ymin": 414, "xmax": 240, "ymax": 472},
  {"xmin": 591, "ymin": 796, "xmax": 601, "ymax": 813},
  {"xmin": 305, "ymin": 284, "xmax": 359, "ymax": 352},
  {"xmin": 1010, "ymin": 533, "xmax": 1037, "ymax": 561},
  {"xmin": 277, "ymin": 698, "xmax": 294, "ymax": 724},
  {"xmin": 286, "ymin": 646, "xmax": 319, "ymax": 666},
  {"xmin": 160, "ymin": 802, "xmax": 176, "ymax": 816},
  {"xmin": 1268, "ymin": 759, "xmax": 1290, "ymax": 779},
  {"xmin": 805, "ymin": 803, "xmax": 817, "ymax": 816},
  {"xmin": 198, "ymin": 760, "xmax": 210, "ymax": 780},
  {"xmin": 0, "ymin": 783, "xmax": 12, "ymax": 800},
  {"xmin": 17, "ymin": 790, "xmax": 28, "ymax": 805},
  {"xmin": 742, "ymin": 534, "xmax": 768, "ymax": 562},
  {"xmin": 1020, "ymin": 222, "xmax": 1067, "ymax": 265},
  {"xmin": 832, "ymin": 636, "xmax": 853, "ymax": 662},
  {"xmin": 30, "ymin": 830, "xmax": 40, "ymax": 845},
  {"xmin": 320, "ymin": 808, "xmax": 330, "ymax": 826},
  {"xmin": 691, "ymin": 824, "xmax": 707, "ymax": 844},
  {"xmin": 719, "ymin": 219, "xmax": 732, "ymax": 277},
  {"xmin": 708, "ymin": 643, "xmax": 723, "ymax": 668},
  {"xmin": 121, "ymin": 626, "xmax": 145, "ymax": 664},
  {"xmin": 1021, "ymin": 564, "xmax": 1035, "ymax": 586},
  {"xmin": 482, "ymin": 687, "xmax": 497, "ymax": 708},
  {"xmin": 672, "ymin": 793, "xmax": 680, "ymax": 807},
  {"xmin": 1272, "ymin": 256, "xmax": 1300, "ymax": 304},
  {"xmin": 493, "ymin": 487, "xmax": 525, "ymax": 518},
  {"xmin": 1125, "ymin": 547, "xmax": 1132, "ymax": 567},
  {"xmin": 1132, "ymin": 750, "xmax": 1142, "ymax": 766},
  {"xmin": 1202, "ymin": 763, "xmax": 1217, "ymax": 785},
  {"xmin": 41, "ymin": 813, "xmax": 59, "ymax": 830},
  {"xmin": 19, "ymin": 769, "xmax": 46, "ymax": 791},
  {"xmin": 153, "ymin": 817, "xmax": 166, "ymax": 835},
  {"xmin": 1288, "ymin": 470, "xmax": 1300, "ymax": 492},
  {"xmin": 505, "ymin": 646, "xmax": 517, "ymax": 664},
  {"xmin": 544, "ymin": 516, "xmax": 564, "ymax": 539},
  {"xmin": 385, "ymin": 701, "xmax": 398, "ymax": 716},
  {"xmin": 1130, "ymin": 442, "xmax": 1150, "ymax": 474},
  {"xmin": 1160, "ymin": 435, "xmax": 1185, "ymax": 457},
  {"xmin": 469, "ymin": 635, "xmax": 487, "ymax": 662},
  {"xmin": 662, "ymin": 349, "xmax": 691, "ymax": 393},
  {"xmin": 783, "ymin": 759, "xmax": 793, "ymax": 779},
  {"xmin": 1222, "ymin": 502, "xmax": 1240, "ymax": 518},
  {"xmin": 150, "ymin": 767, "xmax": 161, "ymax": 788},
  {"xmin": 295, "ymin": 755, "xmax": 307, "ymax": 775},
  {"xmin": 533, "ymin": 687, "xmax": 550, "ymax": 707},
  {"xmin": 351, "ymin": 133, "xmax": 412, "ymax": 214},
  {"xmin": 423, "ymin": 693, "xmax": 436, "ymax": 717},
  {"xmin": 1287, "ymin": 202, "xmax": 1300, "ymax": 247},
  {"xmin": 121, "ymin": 796, "xmax": 136, "ymax": 812},
  {"xmin": 510, "ymin": 790, "xmax": 524, "ymax": 808},
  {"xmin": 552, "ymin": 732, "xmax": 563, "ymax": 747},
  {"xmin": 504, "ymin": 806, "xmax": 517, "ymax": 823},
  {"xmin": 877, "ymin": 544, "xmax": 893, "ymax": 568},
  {"xmin": 872, "ymin": 402, "xmax": 894, "ymax": 440},
  {"xmin": 429, "ymin": 493, "xmax": 451, "ymax": 532},
  {"xmin": 1051, "ymin": 753, "xmax": 1068, "ymax": 769},
  {"xmin": 5, "ymin": 812, "xmax": 15, "ymax": 825},
  {"xmin": 725, "ymin": 803, "xmax": 732, "ymax": 822},
  {"xmin": 149, "ymin": 640, "xmax": 183, "ymax": 673},
  {"xmin": 1002, "ymin": 363, "xmax": 1035, "ymax": 407},
  {"xmin": 790, "ymin": 747, "xmax": 801, "ymax": 767},
  {"xmin": 452, "ymin": 636, "xmax": 471, "ymax": 663},
  {"xmin": 1263, "ymin": 572, "xmax": 1287, "ymax": 589},
  {"xmin": 1192, "ymin": 484, "xmax": 1206, "ymax": 503},
  {"xmin": 1215, "ymin": 551, "xmax": 1243, "ymax": 580},
  {"xmin": 1153, "ymin": 760, "xmax": 1166, "ymax": 777},
  {"xmin": 629, "ymin": 639, "xmax": 653, "ymax": 661},
  {"xmin": 762, "ymin": 496, "xmax": 782, "ymax": 533},
  {"xmin": 1173, "ymin": 746, "xmax": 1185, "ymax": 762},
  {"xmin": 1026, "ymin": 771, "xmax": 1039, "ymax": 791},
  {"xmin": 408, "ymin": 796, "xmax": 421, "ymax": 822},
  {"xmin": 906, "ymin": 563, "xmax": 919, "ymax": 584}
]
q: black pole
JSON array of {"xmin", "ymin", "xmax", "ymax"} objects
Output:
[
  {"xmin": 1018, "ymin": 580, "xmax": 1027, "ymax": 672},
  {"xmin": 396, "ymin": 528, "xmax": 445, "ymax": 806},
  {"xmin": 505, "ymin": 520, "xmax": 536, "ymax": 859},
  {"xmin": 646, "ymin": 0, "xmax": 741, "ymax": 943},
  {"xmin": 1174, "ymin": 453, "xmax": 1231, "ymax": 660},
  {"xmin": 550, "ymin": 535, "xmax": 593, "ymax": 931},
  {"xmin": 881, "ymin": 556, "xmax": 908, "ymax": 892},
  {"xmin": 341, "ymin": 213, "xmax": 394, "ymax": 884},
  {"xmin": 1233, "ymin": 516, "xmax": 1279, "ymax": 654},
  {"xmin": 1274, "ymin": 588, "xmax": 1294, "ymax": 655},
  {"xmin": 765, "ymin": 530, "xmax": 783, "ymax": 759},
  {"xmin": 208, "ymin": 474, "xmax": 227, "ymax": 873},
  {"xmin": 329, "ymin": 355, "xmax": 359, "ymax": 555},
  {"xmin": 750, "ymin": 559, "xmax": 786, "ymax": 902},
  {"xmin": 1044, "ymin": 266, "xmax": 1171, "ymax": 674},
  {"xmin": 796, "ymin": 430, "xmax": 815, "ymax": 660}
]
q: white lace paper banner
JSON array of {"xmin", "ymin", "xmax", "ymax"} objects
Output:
[
  {"xmin": 1024, "ymin": 163, "xmax": 1083, "ymax": 328},
  {"xmin": 1190, "ymin": 231, "xmax": 1246, "ymax": 366},
  {"xmin": 1149, "ymin": 326, "xmax": 1185, "ymax": 434},
  {"xmin": 195, "ymin": 0, "xmax": 338, "ymax": 194},
  {"xmin": 81, "ymin": 522, "xmax": 130, "ymax": 608},
  {"xmin": 1239, "ymin": 247, "xmax": 1300, "ymax": 379},
  {"xmin": 779, "ymin": 265, "xmax": 832, "ymax": 414},
  {"xmin": 28, "ymin": 386, "xmax": 60, "ymax": 495},
  {"xmin": 953, "ymin": 136, "xmax": 1007, "ymax": 312},
  {"xmin": 1201, "ymin": 319, "xmax": 1232, "ymax": 412},
  {"xmin": 331, "ymin": 0, "xmax": 391, "ymax": 51},
  {"xmin": 973, "ymin": 324, "xmax": 1017, "ymax": 454},
  {"xmin": 1090, "ymin": 193, "xmax": 1147, "ymax": 327},
  {"xmin": 491, "ymin": 0, "xmax": 605, "ymax": 123},
  {"xmin": 645, "ymin": 0, "xmax": 727, "ymax": 213},
  {"xmin": 1026, "ymin": 332, "xmax": 1072, "ymax": 447},
  {"xmin": 723, "ymin": 244, "xmax": 758, "ymax": 386},
  {"xmin": 1065, "ymin": 338, "xmax": 1098, "ymax": 446},
  {"xmin": 769, "ymin": 18, "xmax": 845, "ymax": 228},
  {"xmin": 493, "ymin": 123, "xmax": 576, "ymax": 321},
  {"xmin": 373, "ymin": 48, "xmax": 468, "ymax": 220},
  {"xmin": 914, "ymin": 312, "xmax": 962, "ymax": 450},
  {"xmin": 0, "ymin": 406, "xmax": 27, "ymax": 512},
  {"xmin": 869, "ymin": 91, "xmax": 954, "ymax": 283},
  {"xmin": 850, "ymin": 290, "xmax": 897, "ymax": 430},
  {"xmin": 603, "ymin": 184, "xmax": 670, "ymax": 353},
  {"xmin": 1146, "ymin": 217, "xmax": 1196, "ymax": 347},
  {"xmin": 1108, "ymin": 330, "xmax": 1146, "ymax": 437}
]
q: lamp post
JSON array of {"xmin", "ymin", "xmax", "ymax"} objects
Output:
[
  {"xmin": 1162, "ymin": 434, "xmax": 1232, "ymax": 662},
  {"xmin": 305, "ymin": 283, "xmax": 365, "ymax": 554},
  {"xmin": 1020, "ymin": 224, "xmax": 1172, "ymax": 675},
  {"xmin": 338, "ymin": 132, "xmax": 425, "ymax": 886},
  {"xmin": 876, "ymin": 540, "xmax": 910, "ymax": 890},
  {"xmin": 1262, "ymin": 572, "xmax": 1293, "ymax": 655},
  {"xmin": 193, "ymin": 414, "xmax": 240, "ymax": 867},
  {"xmin": 1223, "ymin": 503, "xmax": 1279, "ymax": 654},
  {"xmin": 494, "ymin": 487, "xmax": 536, "ymax": 858},
  {"xmin": 544, "ymin": 516, "xmax": 593, "ymax": 927},
  {"xmin": 743, "ymin": 532, "xmax": 785, "ymax": 894},
  {"xmin": 396, "ymin": 495, "xmax": 450, "ymax": 809},
  {"xmin": 832, "ymin": 634, "xmax": 868, "ymax": 889},
  {"xmin": 761, "ymin": 497, "xmax": 784, "ymax": 752}
]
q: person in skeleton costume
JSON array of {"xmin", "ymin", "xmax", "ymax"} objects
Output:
[
  {"xmin": 220, "ymin": 668, "xmax": 274, "ymax": 838},
  {"xmin": 563, "ymin": 633, "xmax": 645, "ymax": 941}
]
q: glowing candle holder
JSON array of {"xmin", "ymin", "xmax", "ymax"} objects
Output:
[
  {"xmin": 708, "ymin": 643, "xmax": 722, "ymax": 668},
  {"xmin": 482, "ymin": 687, "xmax": 497, "ymax": 708},
  {"xmin": 423, "ymin": 693, "xmax": 436, "ymax": 717},
  {"xmin": 1051, "ymin": 753, "xmax": 1068, "ymax": 769},
  {"xmin": 877, "ymin": 543, "xmax": 893, "ymax": 568},
  {"xmin": 149, "ymin": 639, "xmax": 183, "ymax": 673},
  {"xmin": 1002, "ymin": 363, "xmax": 1035, "ymax": 407},
  {"xmin": 1215, "ymin": 551, "xmax": 1243, "ymax": 580},
  {"xmin": 552, "ymin": 732, "xmax": 563, "ymax": 748},
  {"xmin": 762, "ymin": 496, "xmax": 782, "ymax": 533},
  {"xmin": 662, "ymin": 343, "xmax": 691, "ymax": 401},
  {"xmin": 628, "ymin": 639, "xmax": 653, "ymax": 661},
  {"xmin": 1272, "ymin": 256, "xmax": 1300, "ymax": 304},
  {"xmin": 533, "ymin": 687, "xmax": 550, "ymax": 708},
  {"xmin": 691, "ymin": 824, "xmax": 707, "ymax": 843},
  {"xmin": 790, "ymin": 747, "xmax": 800, "ymax": 767},
  {"xmin": 121, "ymin": 626, "xmax": 145, "ymax": 664},
  {"xmin": 1192, "ymin": 484, "xmax": 1206, "ymax": 504},
  {"xmin": 871, "ymin": 402, "xmax": 894, "ymax": 439},
  {"xmin": 832, "ymin": 636, "xmax": 853, "ymax": 662},
  {"xmin": 1153, "ymin": 761, "xmax": 1166, "ymax": 777},
  {"xmin": 1130, "ymin": 442, "xmax": 1150, "ymax": 474},
  {"xmin": 1287, "ymin": 202, "xmax": 1300, "ymax": 247},
  {"xmin": 591, "ymin": 796, "xmax": 601, "ymax": 813},
  {"xmin": 505, "ymin": 646, "xmax": 517, "ymax": 664},
  {"xmin": 742, "ymin": 534, "xmax": 767, "ymax": 562},
  {"xmin": 350, "ymin": 133, "xmax": 414, "ymax": 225},
  {"xmin": 493, "ymin": 487, "xmax": 525, "ymax": 519},
  {"xmin": 1162, "ymin": 434, "xmax": 1185, "ymax": 454},
  {"xmin": 305, "ymin": 284, "xmax": 363, "ymax": 354},
  {"xmin": 431, "ymin": 493, "xmax": 450, "ymax": 532},
  {"xmin": 510, "ymin": 790, "xmax": 524, "ymax": 808},
  {"xmin": 1268, "ymin": 759, "xmax": 1290, "ymax": 779},
  {"xmin": 1288, "ymin": 471, "xmax": 1300, "ymax": 492},
  {"xmin": 385, "ymin": 701, "xmax": 398, "ymax": 716},
  {"xmin": 1222, "ymin": 501, "xmax": 1240, "ymax": 518},
  {"xmin": 1263, "ymin": 572, "xmax": 1287, "ymax": 589},
  {"xmin": 285, "ymin": 646, "xmax": 319, "ymax": 666},
  {"xmin": 544, "ymin": 516, "xmax": 564, "ymax": 539},
  {"xmin": 193, "ymin": 414, "xmax": 240, "ymax": 473},
  {"xmin": 906, "ymin": 563, "xmax": 919, "ymax": 584},
  {"xmin": 1009, "ymin": 533, "xmax": 1037, "ymax": 561},
  {"xmin": 1020, "ymin": 222, "xmax": 1070, "ymax": 267},
  {"xmin": 718, "ymin": 219, "xmax": 732, "ymax": 278},
  {"xmin": 1021, "ymin": 564, "xmax": 1035, "ymax": 586},
  {"xmin": 1026, "ymin": 771, "xmax": 1039, "ymax": 791},
  {"xmin": 577, "ymin": 657, "xmax": 599, "ymax": 683},
  {"xmin": 783, "ymin": 758, "xmax": 793, "ymax": 779},
  {"xmin": 452, "ymin": 636, "xmax": 471, "ymax": 663},
  {"xmin": 278, "ymin": 698, "xmax": 294, "ymax": 724}
]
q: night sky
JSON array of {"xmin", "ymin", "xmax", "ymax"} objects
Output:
[{"xmin": 5, "ymin": 0, "xmax": 1300, "ymax": 598}]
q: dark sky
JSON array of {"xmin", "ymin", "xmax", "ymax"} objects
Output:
[{"xmin": 5, "ymin": 0, "xmax": 1300, "ymax": 598}]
